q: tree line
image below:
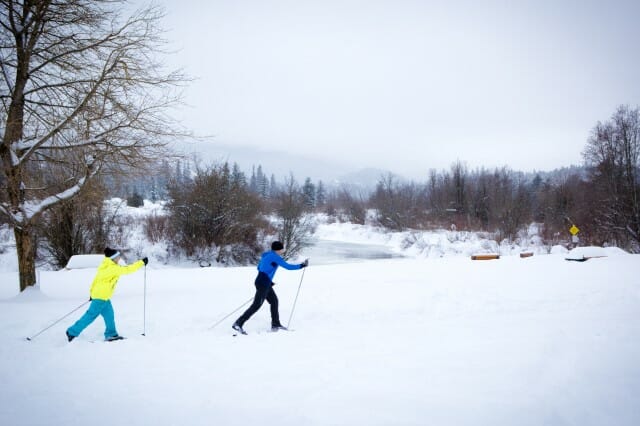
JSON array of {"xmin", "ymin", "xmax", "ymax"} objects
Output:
[
  {"xmin": 368, "ymin": 106, "xmax": 639, "ymax": 252},
  {"xmin": 2, "ymin": 106, "xmax": 640, "ymax": 267},
  {"xmin": 3, "ymin": 105, "xmax": 639, "ymax": 277},
  {"xmin": 29, "ymin": 101, "xmax": 640, "ymax": 273}
]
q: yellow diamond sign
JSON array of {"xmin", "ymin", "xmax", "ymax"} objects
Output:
[{"xmin": 569, "ymin": 225, "xmax": 580, "ymax": 235}]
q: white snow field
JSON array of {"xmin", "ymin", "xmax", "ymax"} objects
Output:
[{"xmin": 1, "ymin": 248, "xmax": 639, "ymax": 426}]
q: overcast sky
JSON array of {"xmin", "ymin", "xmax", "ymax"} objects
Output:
[{"xmin": 152, "ymin": 0, "xmax": 640, "ymax": 177}]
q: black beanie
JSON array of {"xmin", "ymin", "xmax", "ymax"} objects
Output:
[
  {"xmin": 271, "ymin": 241, "xmax": 284, "ymax": 251},
  {"xmin": 104, "ymin": 247, "xmax": 119, "ymax": 258}
]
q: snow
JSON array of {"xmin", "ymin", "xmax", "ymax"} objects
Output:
[
  {"xmin": 0, "ymin": 226, "xmax": 17, "ymax": 275},
  {"xmin": 1, "ymin": 207, "xmax": 639, "ymax": 425},
  {"xmin": 65, "ymin": 254, "xmax": 105, "ymax": 269},
  {"xmin": 565, "ymin": 246, "xmax": 627, "ymax": 260}
]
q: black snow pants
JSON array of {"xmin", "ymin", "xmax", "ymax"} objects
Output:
[{"xmin": 236, "ymin": 272, "xmax": 281, "ymax": 327}]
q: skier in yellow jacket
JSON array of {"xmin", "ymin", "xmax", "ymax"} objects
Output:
[{"xmin": 66, "ymin": 247, "xmax": 147, "ymax": 342}]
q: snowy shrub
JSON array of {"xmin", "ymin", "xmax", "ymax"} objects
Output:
[
  {"xmin": 331, "ymin": 190, "xmax": 366, "ymax": 225},
  {"xmin": 165, "ymin": 163, "xmax": 266, "ymax": 264},
  {"xmin": 480, "ymin": 239, "xmax": 498, "ymax": 253},
  {"xmin": 144, "ymin": 213, "xmax": 170, "ymax": 244},
  {"xmin": 401, "ymin": 232, "xmax": 426, "ymax": 251}
]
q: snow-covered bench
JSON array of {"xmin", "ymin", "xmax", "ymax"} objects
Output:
[
  {"xmin": 65, "ymin": 254, "xmax": 105, "ymax": 270},
  {"xmin": 565, "ymin": 246, "xmax": 608, "ymax": 262}
]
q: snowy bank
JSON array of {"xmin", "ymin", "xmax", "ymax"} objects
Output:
[{"xmin": 1, "ymin": 251, "xmax": 639, "ymax": 425}]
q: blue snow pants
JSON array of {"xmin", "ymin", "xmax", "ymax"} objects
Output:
[{"xmin": 67, "ymin": 299, "xmax": 118, "ymax": 339}]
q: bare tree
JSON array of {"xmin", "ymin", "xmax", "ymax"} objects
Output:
[
  {"xmin": 273, "ymin": 175, "xmax": 314, "ymax": 260},
  {"xmin": 583, "ymin": 105, "xmax": 640, "ymax": 251},
  {"xmin": 0, "ymin": 1, "xmax": 187, "ymax": 290},
  {"xmin": 371, "ymin": 173, "xmax": 426, "ymax": 230},
  {"xmin": 451, "ymin": 160, "xmax": 467, "ymax": 214},
  {"xmin": 333, "ymin": 187, "xmax": 367, "ymax": 225},
  {"xmin": 469, "ymin": 168, "xmax": 491, "ymax": 230}
]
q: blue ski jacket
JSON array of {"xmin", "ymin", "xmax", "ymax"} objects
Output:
[{"xmin": 257, "ymin": 250, "xmax": 303, "ymax": 282}]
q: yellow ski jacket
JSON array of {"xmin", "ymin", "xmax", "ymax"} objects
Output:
[{"xmin": 89, "ymin": 257, "xmax": 145, "ymax": 300}]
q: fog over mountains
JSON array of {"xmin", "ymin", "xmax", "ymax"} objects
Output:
[
  {"xmin": 173, "ymin": 140, "xmax": 397, "ymax": 190},
  {"xmin": 172, "ymin": 140, "xmax": 583, "ymax": 192}
]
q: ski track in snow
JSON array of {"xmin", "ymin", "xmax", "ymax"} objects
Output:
[
  {"xmin": 1, "ymin": 252, "xmax": 639, "ymax": 426},
  {"xmin": 1, "ymin": 207, "xmax": 639, "ymax": 425}
]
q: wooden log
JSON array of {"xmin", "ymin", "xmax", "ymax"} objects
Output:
[
  {"xmin": 519, "ymin": 252, "xmax": 534, "ymax": 258},
  {"xmin": 471, "ymin": 254, "xmax": 500, "ymax": 260}
]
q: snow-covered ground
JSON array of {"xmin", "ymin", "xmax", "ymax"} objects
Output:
[{"xmin": 0, "ymin": 208, "xmax": 639, "ymax": 425}]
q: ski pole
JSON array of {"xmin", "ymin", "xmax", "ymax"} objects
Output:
[
  {"xmin": 287, "ymin": 267, "xmax": 307, "ymax": 329},
  {"xmin": 142, "ymin": 265, "xmax": 147, "ymax": 336},
  {"xmin": 26, "ymin": 300, "xmax": 91, "ymax": 341},
  {"xmin": 208, "ymin": 297, "xmax": 253, "ymax": 330}
]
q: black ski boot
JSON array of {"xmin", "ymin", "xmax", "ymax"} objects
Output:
[
  {"xmin": 66, "ymin": 331, "xmax": 75, "ymax": 342},
  {"xmin": 232, "ymin": 322, "xmax": 247, "ymax": 335},
  {"xmin": 271, "ymin": 325, "xmax": 288, "ymax": 332},
  {"xmin": 106, "ymin": 335, "xmax": 125, "ymax": 342}
]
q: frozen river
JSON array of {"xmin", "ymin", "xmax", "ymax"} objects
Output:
[{"xmin": 299, "ymin": 239, "xmax": 404, "ymax": 265}]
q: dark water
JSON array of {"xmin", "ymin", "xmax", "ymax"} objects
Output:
[{"xmin": 299, "ymin": 239, "xmax": 404, "ymax": 265}]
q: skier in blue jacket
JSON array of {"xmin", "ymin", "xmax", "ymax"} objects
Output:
[{"xmin": 233, "ymin": 241, "xmax": 308, "ymax": 334}]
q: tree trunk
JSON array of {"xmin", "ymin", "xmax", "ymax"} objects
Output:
[{"xmin": 15, "ymin": 225, "xmax": 37, "ymax": 291}]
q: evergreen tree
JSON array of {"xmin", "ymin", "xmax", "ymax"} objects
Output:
[
  {"xmin": 249, "ymin": 166, "xmax": 258, "ymax": 192},
  {"xmin": 256, "ymin": 165, "xmax": 268, "ymax": 198},
  {"xmin": 302, "ymin": 177, "xmax": 316, "ymax": 210},
  {"xmin": 270, "ymin": 174, "xmax": 278, "ymax": 198},
  {"xmin": 316, "ymin": 180, "xmax": 326, "ymax": 207},
  {"xmin": 232, "ymin": 163, "xmax": 246, "ymax": 187}
]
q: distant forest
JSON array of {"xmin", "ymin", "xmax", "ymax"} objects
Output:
[
  {"xmin": 109, "ymin": 105, "xmax": 639, "ymax": 256},
  {"xmin": 2, "ymin": 106, "xmax": 638, "ymax": 268}
]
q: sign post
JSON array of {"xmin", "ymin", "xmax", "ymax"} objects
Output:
[{"xmin": 569, "ymin": 224, "xmax": 580, "ymax": 245}]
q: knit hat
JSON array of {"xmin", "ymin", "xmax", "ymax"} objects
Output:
[
  {"xmin": 271, "ymin": 241, "xmax": 284, "ymax": 251},
  {"xmin": 104, "ymin": 247, "xmax": 121, "ymax": 259}
]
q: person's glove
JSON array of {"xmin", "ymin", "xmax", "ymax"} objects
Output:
[
  {"xmin": 300, "ymin": 259, "xmax": 309, "ymax": 268},
  {"xmin": 142, "ymin": 257, "xmax": 148, "ymax": 265}
]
